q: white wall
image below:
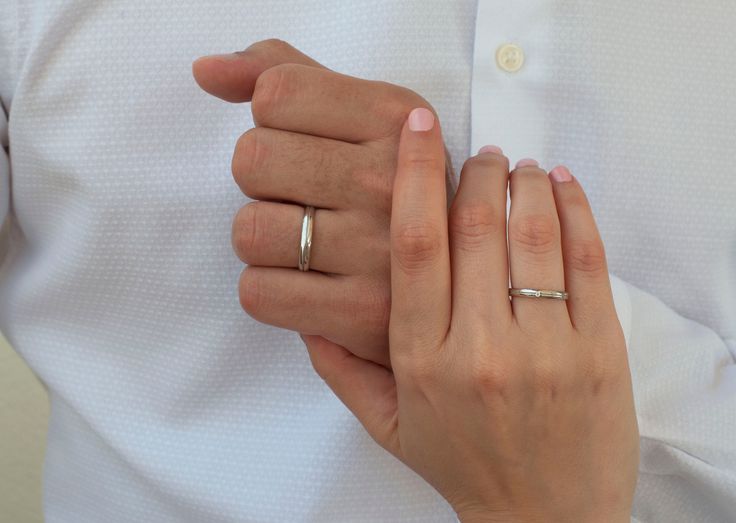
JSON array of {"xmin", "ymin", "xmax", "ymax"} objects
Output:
[{"xmin": 0, "ymin": 332, "xmax": 48, "ymax": 523}]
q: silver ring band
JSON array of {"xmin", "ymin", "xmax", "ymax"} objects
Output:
[
  {"xmin": 509, "ymin": 288, "xmax": 568, "ymax": 300},
  {"xmin": 298, "ymin": 205, "xmax": 316, "ymax": 272}
]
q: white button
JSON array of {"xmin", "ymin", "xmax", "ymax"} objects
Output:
[{"xmin": 496, "ymin": 43, "xmax": 525, "ymax": 73}]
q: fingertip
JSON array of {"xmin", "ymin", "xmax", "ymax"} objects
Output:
[
  {"xmin": 550, "ymin": 166, "xmax": 592, "ymax": 213},
  {"xmin": 191, "ymin": 53, "xmax": 254, "ymax": 103},
  {"xmin": 549, "ymin": 166, "xmax": 589, "ymax": 205},
  {"xmin": 549, "ymin": 164, "xmax": 573, "ymax": 183},
  {"xmin": 191, "ymin": 55, "xmax": 209, "ymax": 85},
  {"xmin": 477, "ymin": 144, "xmax": 504, "ymax": 155},
  {"xmin": 397, "ymin": 106, "xmax": 446, "ymax": 172},
  {"xmin": 515, "ymin": 158, "xmax": 539, "ymax": 169},
  {"xmin": 458, "ymin": 145, "xmax": 509, "ymax": 185}
]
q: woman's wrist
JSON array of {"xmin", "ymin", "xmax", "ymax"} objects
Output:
[
  {"xmin": 455, "ymin": 509, "xmax": 539, "ymax": 523},
  {"xmin": 454, "ymin": 502, "xmax": 543, "ymax": 523},
  {"xmin": 455, "ymin": 504, "xmax": 632, "ymax": 523}
]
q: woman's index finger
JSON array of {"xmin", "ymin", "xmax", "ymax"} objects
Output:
[{"xmin": 389, "ymin": 108, "xmax": 452, "ymax": 355}]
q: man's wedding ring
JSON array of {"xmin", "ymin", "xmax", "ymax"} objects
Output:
[{"xmin": 298, "ymin": 205, "xmax": 316, "ymax": 272}]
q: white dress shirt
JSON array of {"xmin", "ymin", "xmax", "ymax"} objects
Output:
[{"xmin": 0, "ymin": 1, "xmax": 734, "ymax": 521}]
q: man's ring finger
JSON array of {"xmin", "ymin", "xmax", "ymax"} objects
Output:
[{"xmin": 298, "ymin": 205, "xmax": 316, "ymax": 271}]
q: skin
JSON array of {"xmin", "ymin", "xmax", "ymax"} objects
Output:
[
  {"xmin": 193, "ymin": 39, "xmax": 640, "ymax": 520},
  {"xmin": 193, "ymin": 39, "xmax": 440, "ymax": 368}
]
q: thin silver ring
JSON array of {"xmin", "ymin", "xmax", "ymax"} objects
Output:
[
  {"xmin": 298, "ymin": 205, "xmax": 315, "ymax": 271},
  {"xmin": 509, "ymin": 288, "xmax": 568, "ymax": 300}
]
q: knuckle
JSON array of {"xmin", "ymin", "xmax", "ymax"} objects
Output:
[
  {"xmin": 449, "ymin": 200, "xmax": 502, "ymax": 250},
  {"xmin": 398, "ymin": 87, "xmax": 435, "ymax": 117},
  {"xmin": 470, "ymin": 357, "xmax": 511, "ymax": 399},
  {"xmin": 532, "ymin": 358, "xmax": 563, "ymax": 400},
  {"xmin": 348, "ymin": 278, "xmax": 391, "ymax": 335},
  {"xmin": 232, "ymin": 128, "xmax": 269, "ymax": 196},
  {"xmin": 509, "ymin": 213, "xmax": 559, "ymax": 254},
  {"xmin": 588, "ymin": 365, "xmax": 609, "ymax": 396},
  {"xmin": 232, "ymin": 203, "xmax": 264, "ymax": 262},
  {"xmin": 403, "ymin": 357, "xmax": 441, "ymax": 389},
  {"xmin": 366, "ymin": 283, "xmax": 391, "ymax": 334},
  {"xmin": 352, "ymin": 155, "xmax": 395, "ymax": 213},
  {"xmin": 359, "ymin": 170, "xmax": 394, "ymax": 213},
  {"xmin": 567, "ymin": 239, "xmax": 608, "ymax": 275},
  {"xmin": 391, "ymin": 326, "xmax": 447, "ymax": 378},
  {"xmin": 393, "ymin": 222, "xmax": 444, "ymax": 273},
  {"xmin": 584, "ymin": 352, "xmax": 627, "ymax": 396},
  {"xmin": 374, "ymin": 231, "xmax": 392, "ymax": 273},
  {"xmin": 251, "ymin": 64, "xmax": 293, "ymax": 124},
  {"xmin": 373, "ymin": 83, "xmax": 435, "ymax": 137},
  {"xmin": 250, "ymin": 38, "xmax": 294, "ymax": 54},
  {"xmin": 238, "ymin": 267, "xmax": 264, "ymax": 317},
  {"xmin": 394, "ymin": 84, "xmax": 431, "ymax": 107}
]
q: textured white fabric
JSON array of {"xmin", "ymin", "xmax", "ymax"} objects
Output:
[{"xmin": 0, "ymin": 1, "xmax": 734, "ymax": 521}]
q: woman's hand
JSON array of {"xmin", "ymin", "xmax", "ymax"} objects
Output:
[{"xmin": 301, "ymin": 108, "xmax": 639, "ymax": 522}]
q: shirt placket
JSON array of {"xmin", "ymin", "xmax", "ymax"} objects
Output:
[{"xmin": 470, "ymin": 0, "xmax": 552, "ymax": 166}]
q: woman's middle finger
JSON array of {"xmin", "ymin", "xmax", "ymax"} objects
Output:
[
  {"xmin": 447, "ymin": 147, "xmax": 512, "ymax": 330},
  {"xmin": 507, "ymin": 160, "xmax": 571, "ymax": 331}
]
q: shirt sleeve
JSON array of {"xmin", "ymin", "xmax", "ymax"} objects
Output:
[{"xmin": 610, "ymin": 275, "xmax": 736, "ymax": 522}]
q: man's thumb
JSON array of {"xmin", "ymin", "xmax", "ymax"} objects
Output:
[
  {"xmin": 192, "ymin": 38, "xmax": 326, "ymax": 103},
  {"xmin": 299, "ymin": 333, "xmax": 401, "ymax": 458}
]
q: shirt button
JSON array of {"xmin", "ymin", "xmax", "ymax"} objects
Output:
[{"xmin": 496, "ymin": 43, "xmax": 525, "ymax": 73}]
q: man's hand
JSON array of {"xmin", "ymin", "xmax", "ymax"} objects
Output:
[{"xmin": 192, "ymin": 39, "xmax": 444, "ymax": 368}]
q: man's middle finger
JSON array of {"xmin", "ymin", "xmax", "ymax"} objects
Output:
[{"xmin": 233, "ymin": 126, "xmax": 392, "ymax": 212}]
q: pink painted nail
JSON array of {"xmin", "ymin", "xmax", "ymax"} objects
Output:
[
  {"xmin": 408, "ymin": 107, "xmax": 435, "ymax": 132},
  {"xmin": 515, "ymin": 158, "xmax": 539, "ymax": 169},
  {"xmin": 549, "ymin": 165, "xmax": 573, "ymax": 182},
  {"xmin": 478, "ymin": 144, "xmax": 503, "ymax": 155}
]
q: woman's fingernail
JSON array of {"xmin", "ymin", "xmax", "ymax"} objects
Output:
[
  {"xmin": 408, "ymin": 108, "xmax": 435, "ymax": 132},
  {"xmin": 478, "ymin": 144, "xmax": 503, "ymax": 155},
  {"xmin": 549, "ymin": 165, "xmax": 573, "ymax": 182},
  {"xmin": 515, "ymin": 158, "xmax": 539, "ymax": 169}
]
